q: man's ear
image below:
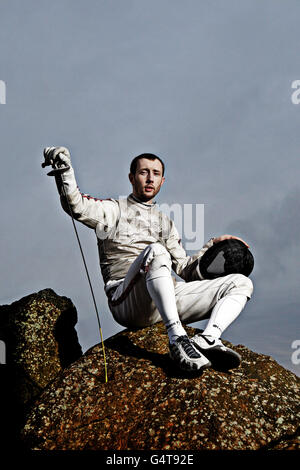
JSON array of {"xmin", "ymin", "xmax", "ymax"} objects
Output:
[{"xmin": 128, "ymin": 173, "xmax": 134, "ymax": 185}]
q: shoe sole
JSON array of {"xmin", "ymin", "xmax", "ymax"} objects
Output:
[
  {"xmin": 192, "ymin": 344, "xmax": 241, "ymax": 370},
  {"xmin": 168, "ymin": 352, "xmax": 212, "ymax": 372}
]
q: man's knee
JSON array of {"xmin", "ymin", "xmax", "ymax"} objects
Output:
[
  {"xmin": 228, "ymin": 273, "xmax": 254, "ymax": 299},
  {"xmin": 142, "ymin": 242, "xmax": 172, "ymax": 274}
]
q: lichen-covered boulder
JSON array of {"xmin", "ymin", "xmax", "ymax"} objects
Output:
[
  {"xmin": 0, "ymin": 288, "xmax": 82, "ymax": 406},
  {"xmin": 21, "ymin": 322, "xmax": 300, "ymax": 451}
]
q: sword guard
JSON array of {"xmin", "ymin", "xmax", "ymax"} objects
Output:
[
  {"xmin": 41, "ymin": 161, "xmax": 70, "ymax": 176},
  {"xmin": 47, "ymin": 165, "xmax": 70, "ymax": 176}
]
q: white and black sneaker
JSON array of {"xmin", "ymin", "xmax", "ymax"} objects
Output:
[
  {"xmin": 169, "ymin": 335, "xmax": 211, "ymax": 372},
  {"xmin": 191, "ymin": 334, "xmax": 241, "ymax": 370}
]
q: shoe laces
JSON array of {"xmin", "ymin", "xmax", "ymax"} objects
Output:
[{"xmin": 177, "ymin": 336, "xmax": 200, "ymax": 358}]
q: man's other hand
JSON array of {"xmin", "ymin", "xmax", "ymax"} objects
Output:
[{"xmin": 213, "ymin": 234, "xmax": 250, "ymax": 248}]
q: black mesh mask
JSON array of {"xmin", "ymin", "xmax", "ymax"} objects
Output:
[{"xmin": 199, "ymin": 239, "xmax": 254, "ymax": 280}]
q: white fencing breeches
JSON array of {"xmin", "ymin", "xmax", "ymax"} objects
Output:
[{"xmin": 108, "ymin": 242, "xmax": 254, "ymax": 331}]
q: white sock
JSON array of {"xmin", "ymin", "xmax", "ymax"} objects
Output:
[
  {"xmin": 146, "ymin": 267, "xmax": 186, "ymax": 343},
  {"xmin": 165, "ymin": 320, "xmax": 187, "ymax": 343},
  {"xmin": 203, "ymin": 294, "xmax": 248, "ymax": 339}
]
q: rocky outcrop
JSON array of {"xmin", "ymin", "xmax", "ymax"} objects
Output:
[
  {"xmin": 20, "ymin": 320, "xmax": 299, "ymax": 451},
  {"xmin": 1, "ymin": 289, "xmax": 299, "ymax": 451},
  {"xmin": 0, "ymin": 288, "xmax": 82, "ymax": 405},
  {"xmin": 0, "ymin": 289, "xmax": 82, "ymax": 448}
]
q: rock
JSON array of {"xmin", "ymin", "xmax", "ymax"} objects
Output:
[
  {"xmin": 20, "ymin": 322, "xmax": 300, "ymax": 451},
  {"xmin": 0, "ymin": 288, "xmax": 82, "ymax": 405},
  {"xmin": 0, "ymin": 289, "xmax": 82, "ymax": 449}
]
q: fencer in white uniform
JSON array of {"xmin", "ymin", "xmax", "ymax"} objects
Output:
[{"xmin": 43, "ymin": 147, "xmax": 253, "ymax": 372}]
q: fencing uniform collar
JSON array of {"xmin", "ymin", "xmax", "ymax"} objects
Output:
[{"xmin": 129, "ymin": 193, "xmax": 156, "ymax": 207}]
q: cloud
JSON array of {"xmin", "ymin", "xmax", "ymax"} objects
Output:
[{"xmin": 225, "ymin": 186, "xmax": 300, "ymax": 298}]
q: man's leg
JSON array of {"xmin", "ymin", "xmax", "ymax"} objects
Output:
[
  {"xmin": 174, "ymin": 274, "xmax": 253, "ymax": 368},
  {"xmin": 144, "ymin": 244, "xmax": 187, "ymax": 342},
  {"xmin": 110, "ymin": 242, "xmax": 190, "ymax": 339},
  {"xmin": 201, "ymin": 294, "xmax": 248, "ymax": 338},
  {"xmin": 175, "ymin": 273, "xmax": 253, "ymax": 325},
  {"xmin": 191, "ymin": 293, "xmax": 249, "ymax": 369},
  {"xmin": 108, "ymin": 243, "xmax": 211, "ymax": 371}
]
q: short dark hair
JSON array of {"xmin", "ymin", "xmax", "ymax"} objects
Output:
[{"xmin": 130, "ymin": 153, "xmax": 165, "ymax": 176}]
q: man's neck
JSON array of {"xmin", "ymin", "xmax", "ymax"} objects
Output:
[{"xmin": 130, "ymin": 193, "xmax": 155, "ymax": 206}]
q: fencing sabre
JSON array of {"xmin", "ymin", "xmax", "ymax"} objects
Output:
[{"xmin": 41, "ymin": 157, "xmax": 108, "ymax": 383}]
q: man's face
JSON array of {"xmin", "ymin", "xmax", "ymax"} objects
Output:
[{"xmin": 129, "ymin": 158, "xmax": 165, "ymax": 203}]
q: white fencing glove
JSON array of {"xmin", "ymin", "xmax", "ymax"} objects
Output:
[{"xmin": 43, "ymin": 146, "xmax": 71, "ymax": 169}]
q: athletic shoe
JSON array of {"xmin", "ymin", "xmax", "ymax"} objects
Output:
[
  {"xmin": 191, "ymin": 334, "xmax": 241, "ymax": 370},
  {"xmin": 169, "ymin": 335, "xmax": 211, "ymax": 372}
]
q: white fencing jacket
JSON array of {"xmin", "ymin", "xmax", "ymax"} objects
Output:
[{"xmin": 56, "ymin": 166, "xmax": 214, "ymax": 292}]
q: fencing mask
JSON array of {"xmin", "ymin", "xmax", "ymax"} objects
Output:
[{"xmin": 199, "ymin": 239, "xmax": 254, "ymax": 280}]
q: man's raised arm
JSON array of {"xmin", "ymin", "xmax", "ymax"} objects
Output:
[{"xmin": 43, "ymin": 146, "xmax": 119, "ymax": 230}]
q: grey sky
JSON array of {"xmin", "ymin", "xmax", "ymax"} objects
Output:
[{"xmin": 0, "ymin": 0, "xmax": 299, "ymax": 375}]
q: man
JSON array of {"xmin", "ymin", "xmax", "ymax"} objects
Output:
[{"xmin": 43, "ymin": 146, "xmax": 253, "ymax": 372}]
